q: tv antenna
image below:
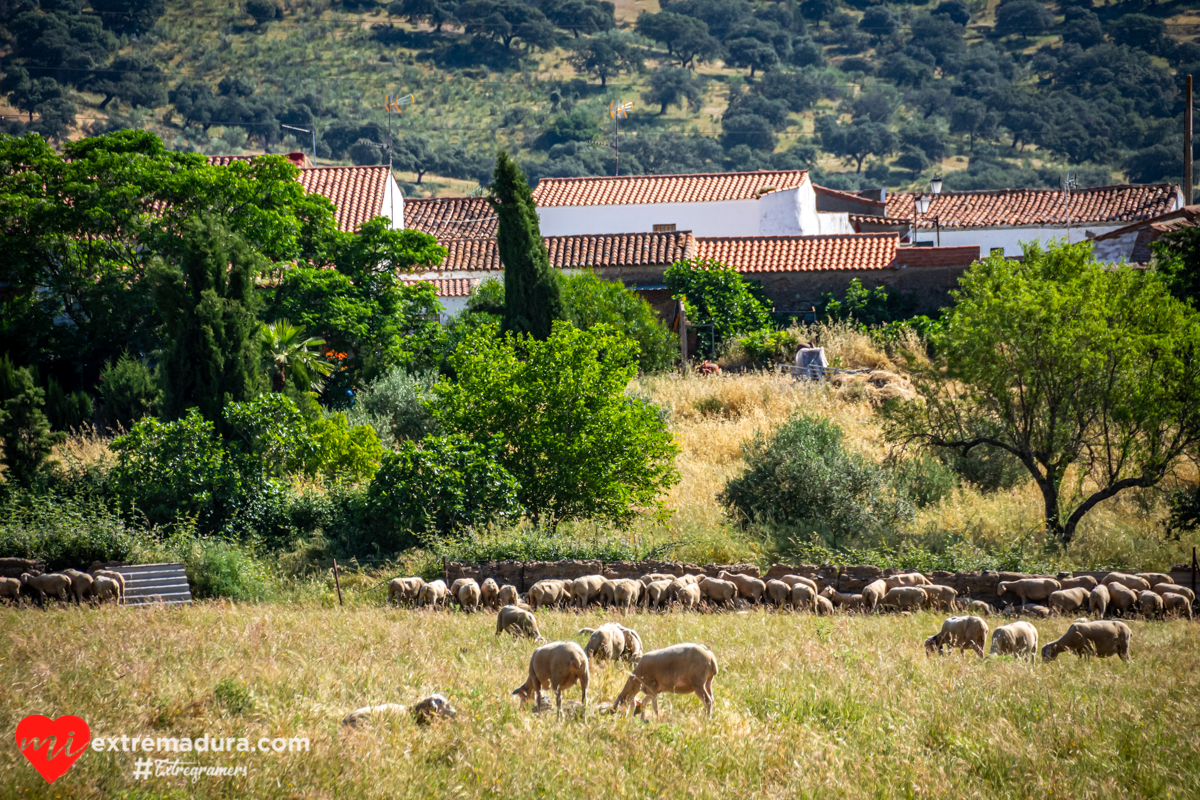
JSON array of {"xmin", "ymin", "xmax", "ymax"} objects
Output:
[
  {"xmin": 281, "ymin": 124, "xmax": 316, "ymax": 161},
  {"xmin": 377, "ymin": 93, "xmax": 415, "ymax": 226},
  {"xmin": 607, "ymin": 100, "xmax": 632, "ymax": 176},
  {"xmin": 1062, "ymin": 174, "xmax": 1078, "ymax": 244}
]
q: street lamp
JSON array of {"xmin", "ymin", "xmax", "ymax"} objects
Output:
[
  {"xmin": 930, "ymin": 175, "xmax": 943, "ymax": 195},
  {"xmin": 914, "ymin": 193, "xmax": 941, "ymax": 246}
]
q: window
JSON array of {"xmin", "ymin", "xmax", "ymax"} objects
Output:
[{"xmin": 653, "ymin": 223, "xmax": 676, "ymax": 233}]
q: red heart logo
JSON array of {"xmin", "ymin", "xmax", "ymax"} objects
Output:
[{"xmin": 15, "ymin": 715, "xmax": 90, "ymax": 784}]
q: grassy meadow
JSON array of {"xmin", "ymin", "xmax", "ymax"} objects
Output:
[{"xmin": 3, "ymin": 602, "xmax": 1198, "ymax": 799}]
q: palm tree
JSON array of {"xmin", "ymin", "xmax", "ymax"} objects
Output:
[{"xmin": 261, "ymin": 320, "xmax": 334, "ymax": 393}]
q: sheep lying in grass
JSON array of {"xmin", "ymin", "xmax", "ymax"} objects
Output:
[
  {"xmin": 512, "ymin": 641, "xmax": 589, "ymax": 715},
  {"xmin": 1048, "ymin": 587, "xmax": 1091, "ymax": 615},
  {"xmin": 612, "ymin": 643, "xmax": 718, "ymax": 720},
  {"xmin": 60, "ymin": 569, "xmax": 94, "ymax": 606},
  {"xmin": 1161, "ymin": 592, "xmax": 1193, "ymax": 619},
  {"xmin": 717, "ymin": 571, "xmax": 766, "ymax": 605},
  {"xmin": 388, "ymin": 577, "xmax": 425, "ymax": 606},
  {"xmin": 1089, "ymin": 584, "xmax": 1110, "ymax": 618},
  {"xmin": 1106, "ymin": 583, "xmax": 1138, "ymax": 616},
  {"xmin": 497, "ymin": 604, "xmax": 543, "ymax": 639},
  {"xmin": 967, "ymin": 600, "xmax": 994, "ymax": 616},
  {"xmin": 676, "ymin": 584, "xmax": 701, "ymax": 611},
  {"xmin": 93, "ymin": 575, "xmax": 121, "ymax": 604},
  {"xmin": 820, "ymin": 586, "xmax": 864, "ymax": 612},
  {"xmin": 882, "ymin": 586, "xmax": 927, "ymax": 612},
  {"xmin": 1150, "ymin": 583, "xmax": 1195, "ymax": 603},
  {"xmin": 1101, "ymin": 572, "xmax": 1150, "ymax": 593},
  {"xmin": 20, "ymin": 573, "xmax": 71, "ymax": 605},
  {"xmin": 0, "ymin": 577, "xmax": 21, "ymax": 604},
  {"xmin": 418, "ymin": 579, "xmax": 448, "ymax": 609},
  {"xmin": 342, "ymin": 694, "xmax": 457, "ymax": 727},
  {"xmin": 885, "ymin": 573, "xmax": 931, "ymax": 590},
  {"xmin": 997, "ymin": 578, "xmax": 1061, "ymax": 608},
  {"xmin": 1042, "ymin": 620, "xmax": 1132, "ymax": 662},
  {"xmin": 861, "ymin": 579, "xmax": 887, "ymax": 613},
  {"xmin": 480, "ymin": 578, "xmax": 500, "ymax": 609},
  {"xmin": 924, "ymin": 616, "xmax": 989, "ymax": 657},
  {"xmin": 1137, "ymin": 590, "xmax": 1164, "ymax": 619},
  {"xmin": 699, "ymin": 577, "xmax": 737, "ymax": 609},
  {"xmin": 989, "ymin": 621, "xmax": 1038, "ymax": 659}
]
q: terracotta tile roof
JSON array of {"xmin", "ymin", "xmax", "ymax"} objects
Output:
[
  {"xmin": 207, "ymin": 152, "xmax": 310, "ymax": 168},
  {"xmin": 887, "ymin": 184, "xmax": 1181, "ymax": 229},
  {"xmin": 404, "ymin": 197, "xmax": 497, "ymax": 238},
  {"xmin": 814, "ymin": 184, "xmax": 887, "ymax": 208},
  {"xmin": 440, "ymin": 230, "xmax": 695, "ymax": 271},
  {"xmin": 402, "ymin": 276, "xmax": 478, "ymax": 298},
  {"xmin": 531, "ymin": 170, "xmax": 809, "ymax": 207},
  {"xmin": 850, "ymin": 214, "xmax": 912, "ymax": 227},
  {"xmin": 693, "ymin": 234, "xmax": 899, "ymax": 273}
]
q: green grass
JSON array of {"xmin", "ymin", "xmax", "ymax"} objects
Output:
[{"xmin": 3, "ymin": 603, "xmax": 1198, "ymax": 798}]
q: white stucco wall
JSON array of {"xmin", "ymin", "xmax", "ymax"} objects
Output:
[
  {"xmin": 1091, "ymin": 232, "xmax": 1139, "ymax": 264},
  {"xmin": 381, "ymin": 174, "xmax": 405, "ymax": 228},
  {"xmin": 438, "ymin": 297, "xmax": 470, "ymax": 318},
  {"xmin": 912, "ymin": 223, "xmax": 1131, "ymax": 257},
  {"xmin": 756, "ymin": 187, "xmax": 804, "ymax": 235},
  {"xmin": 817, "ymin": 212, "xmax": 854, "ymax": 235}
]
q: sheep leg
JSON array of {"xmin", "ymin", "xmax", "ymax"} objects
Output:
[
  {"xmin": 650, "ymin": 693, "xmax": 660, "ymax": 720},
  {"xmin": 555, "ymin": 688, "xmax": 562, "ymax": 717}
]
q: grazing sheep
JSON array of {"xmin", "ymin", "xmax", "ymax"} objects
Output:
[
  {"xmin": 579, "ymin": 623, "xmax": 627, "ymax": 663},
  {"xmin": 529, "ymin": 580, "xmax": 568, "ymax": 610},
  {"xmin": 1101, "ymin": 572, "xmax": 1151, "ymax": 593},
  {"xmin": 881, "ymin": 586, "xmax": 927, "ymax": 612},
  {"xmin": 1048, "ymin": 587, "xmax": 1091, "ymax": 616},
  {"xmin": 571, "ymin": 575, "xmax": 611, "ymax": 609},
  {"xmin": 0, "ymin": 577, "xmax": 21, "ymax": 604},
  {"xmin": 1042, "ymin": 620, "xmax": 1132, "ymax": 662},
  {"xmin": 612, "ymin": 643, "xmax": 718, "ymax": 719},
  {"xmin": 60, "ymin": 569, "xmax": 94, "ymax": 606},
  {"xmin": 90, "ymin": 569, "xmax": 126, "ymax": 602},
  {"xmin": 1059, "ymin": 575, "xmax": 1098, "ymax": 592},
  {"xmin": 1106, "ymin": 582, "xmax": 1138, "ymax": 616},
  {"xmin": 1149, "ymin": 583, "xmax": 1195, "ymax": 603},
  {"xmin": 512, "ymin": 641, "xmax": 589, "ymax": 715},
  {"xmin": 820, "ymin": 586, "xmax": 864, "ymax": 612},
  {"xmin": 884, "ymin": 572, "xmax": 931, "ymax": 590},
  {"xmin": 611, "ymin": 579, "xmax": 643, "ymax": 611},
  {"xmin": 790, "ymin": 583, "xmax": 816, "ymax": 612},
  {"xmin": 924, "ymin": 615, "xmax": 989, "ymax": 657},
  {"xmin": 418, "ymin": 579, "xmax": 448, "ymax": 609},
  {"xmin": 640, "ymin": 573, "xmax": 676, "ymax": 586},
  {"xmin": 1137, "ymin": 590, "xmax": 1164, "ymax": 619},
  {"xmin": 997, "ymin": 578, "xmax": 1061, "ymax": 608},
  {"xmin": 1088, "ymin": 584, "xmax": 1110, "ymax": 618},
  {"xmin": 699, "ymin": 577, "xmax": 737, "ymax": 609},
  {"xmin": 766, "ymin": 580, "xmax": 792, "ymax": 608},
  {"xmin": 496, "ymin": 584, "xmax": 520, "ymax": 608},
  {"xmin": 480, "ymin": 578, "xmax": 500, "ymax": 609},
  {"xmin": 717, "ymin": 571, "xmax": 767, "ymax": 605},
  {"xmin": 617, "ymin": 625, "xmax": 643, "ymax": 663},
  {"xmin": 1136, "ymin": 573, "xmax": 1172, "ymax": 587},
  {"xmin": 342, "ymin": 694, "xmax": 457, "ymax": 727},
  {"xmin": 674, "ymin": 574, "xmax": 702, "ymax": 587},
  {"xmin": 20, "ymin": 572, "xmax": 71, "ymax": 605},
  {"xmin": 456, "ymin": 580, "xmax": 482, "ymax": 613},
  {"xmin": 1160, "ymin": 592, "xmax": 1193, "ymax": 620},
  {"xmin": 989, "ymin": 621, "xmax": 1039, "ymax": 659},
  {"xmin": 778, "ymin": 574, "xmax": 819, "ymax": 594},
  {"xmin": 388, "ymin": 577, "xmax": 425, "ymax": 606},
  {"xmin": 646, "ymin": 579, "xmax": 674, "ymax": 611},
  {"xmin": 861, "ymin": 579, "xmax": 887, "ymax": 613},
  {"xmin": 813, "ymin": 595, "xmax": 834, "ymax": 615},
  {"xmin": 923, "ymin": 585, "xmax": 958, "ymax": 611},
  {"xmin": 92, "ymin": 575, "xmax": 120, "ymax": 604},
  {"xmin": 676, "ymin": 584, "xmax": 701, "ymax": 611},
  {"xmin": 967, "ymin": 600, "xmax": 994, "ymax": 616},
  {"xmin": 497, "ymin": 604, "xmax": 543, "ymax": 639}
]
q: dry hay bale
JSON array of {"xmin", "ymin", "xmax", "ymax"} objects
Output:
[{"xmin": 829, "ymin": 371, "xmax": 915, "ymax": 405}]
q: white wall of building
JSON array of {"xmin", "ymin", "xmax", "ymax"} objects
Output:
[
  {"xmin": 911, "ymin": 223, "xmax": 1130, "ymax": 257},
  {"xmin": 817, "ymin": 212, "xmax": 854, "ymax": 234},
  {"xmin": 1091, "ymin": 232, "xmax": 1139, "ymax": 264},
  {"xmin": 382, "ymin": 175, "xmax": 405, "ymax": 229}
]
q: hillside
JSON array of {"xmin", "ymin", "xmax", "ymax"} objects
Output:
[{"xmin": 1, "ymin": 0, "xmax": 1198, "ymax": 197}]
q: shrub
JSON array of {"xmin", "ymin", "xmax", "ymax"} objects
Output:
[
  {"xmin": 664, "ymin": 259, "xmax": 773, "ymax": 349},
  {"xmin": 0, "ymin": 356, "xmax": 64, "ymax": 488},
  {"xmin": 99, "ymin": 353, "xmax": 159, "ymax": 429},
  {"xmin": 345, "ymin": 367, "xmax": 438, "ymax": 446},
  {"xmin": 731, "ymin": 327, "xmax": 808, "ymax": 369},
  {"xmin": 45, "ymin": 378, "xmax": 93, "ymax": 431},
  {"xmin": 0, "ymin": 493, "xmax": 149, "ymax": 570},
  {"xmin": 890, "ymin": 454, "xmax": 958, "ymax": 508},
  {"xmin": 720, "ymin": 413, "xmax": 913, "ymax": 550},
  {"xmin": 941, "ymin": 445, "xmax": 1028, "ymax": 493},
  {"xmin": 559, "ymin": 271, "xmax": 678, "ymax": 373}
]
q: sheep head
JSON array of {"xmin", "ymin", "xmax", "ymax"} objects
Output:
[
  {"xmin": 924, "ymin": 634, "xmax": 940, "ymax": 655},
  {"xmin": 1041, "ymin": 641, "xmax": 1063, "ymax": 662}
]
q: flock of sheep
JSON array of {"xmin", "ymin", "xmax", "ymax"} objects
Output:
[{"xmin": 1, "ymin": 567, "xmax": 125, "ymax": 606}]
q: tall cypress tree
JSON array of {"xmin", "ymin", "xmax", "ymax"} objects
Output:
[
  {"xmin": 151, "ymin": 216, "xmax": 265, "ymax": 430},
  {"xmin": 489, "ymin": 152, "xmax": 564, "ymax": 340}
]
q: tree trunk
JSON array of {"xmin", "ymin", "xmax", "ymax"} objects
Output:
[
  {"xmin": 1036, "ymin": 476, "xmax": 1071, "ymax": 544},
  {"xmin": 99, "ymin": 93, "xmax": 115, "ymax": 110}
]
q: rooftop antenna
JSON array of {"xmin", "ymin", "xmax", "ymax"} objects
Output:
[
  {"xmin": 281, "ymin": 124, "xmax": 316, "ymax": 162},
  {"xmin": 373, "ymin": 92, "xmax": 415, "ymax": 227},
  {"xmin": 608, "ymin": 100, "xmax": 632, "ymax": 177},
  {"xmin": 1062, "ymin": 173, "xmax": 1078, "ymax": 245}
]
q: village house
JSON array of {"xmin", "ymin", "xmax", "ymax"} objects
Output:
[{"xmin": 1089, "ymin": 204, "xmax": 1200, "ymax": 265}]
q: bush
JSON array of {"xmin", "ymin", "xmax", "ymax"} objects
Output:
[
  {"xmin": 345, "ymin": 367, "xmax": 439, "ymax": 447},
  {"xmin": 720, "ymin": 413, "xmax": 913, "ymax": 550},
  {"xmin": 558, "ymin": 271, "xmax": 678, "ymax": 373},
  {"xmin": 730, "ymin": 327, "xmax": 808, "ymax": 369},
  {"xmin": 890, "ymin": 454, "xmax": 958, "ymax": 508},
  {"xmin": 99, "ymin": 353, "xmax": 159, "ymax": 429},
  {"xmin": 0, "ymin": 493, "xmax": 149, "ymax": 570},
  {"xmin": 664, "ymin": 259, "xmax": 773, "ymax": 348},
  {"xmin": 45, "ymin": 378, "xmax": 93, "ymax": 431},
  {"xmin": 941, "ymin": 445, "xmax": 1028, "ymax": 493}
]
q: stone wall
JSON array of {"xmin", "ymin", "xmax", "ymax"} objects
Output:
[{"xmin": 0, "ymin": 558, "xmax": 45, "ymax": 578}]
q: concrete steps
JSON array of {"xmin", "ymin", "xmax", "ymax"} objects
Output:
[{"xmin": 113, "ymin": 563, "xmax": 192, "ymax": 606}]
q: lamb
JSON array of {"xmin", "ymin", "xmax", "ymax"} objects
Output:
[
  {"xmin": 570, "ymin": 575, "xmax": 612, "ymax": 609},
  {"xmin": 1088, "ymin": 584, "xmax": 1110, "ymax": 618},
  {"xmin": 388, "ymin": 577, "xmax": 425, "ymax": 606},
  {"xmin": 1042, "ymin": 620, "xmax": 1132, "ymax": 662},
  {"xmin": 884, "ymin": 572, "xmax": 931, "ymax": 590},
  {"xmin": 496, "ymin": 604, "xmax": 543, "ymax": 639},
  {"xmin": 766, "ymin": 580, "xmax": 792, "ymax": 608},
  {"xmin": 417, "ymin": 579, "xmax": 448, "ymax": 609},
  {"xmin": 676, "ymin": 584, "xmax": 701, "ymax": 611},
  {"xmin": 924, "ymin": 615, "xmax": 989, "ymax": 657},
  {"xmin": 92, "ymin": 575, "xmax": 120, "ymax": 604},
  {"xmin": 1137, "ymin": 590, "xmax": 1164, "ymax": 619},
  {"xmin": 611, "ymin": 643, "xmax": 718, "ymax": 719},
  {"xmin": 480, "ymin": 578, "xmax": 500, "ymax": 609},
  {"xmin": 989, "ymin": 621, "xmax": 1039, "ymax": 659},
  {"xmin": 456, "ymin": 580, "xmax": 482, "ymax": 613},
  {"xmin": 579, "ymin": 623, "xmax": 627, "ymax": 663},
  {"xmin": 1047, "ymin": 587, "xmax": 1091, "ymax": 615},
  {"xmin": 20, "ymin": 572, "xmax": 71, "ymax": 605},
  {"xmin": 60, "ymin": 569, "xmax": 94, "ymax": 606},
  {"xmin": 997, "ymin": 577, "xmax": 1061, "ymax": 608},
  {"xmin": 611, "ymin": 579, "xmax": 643, "ymax": 611},
  {"xmin": 922, "ymin": 585, "xmax": 958, "ymax": 611},
  {"xmin": 820, "ymin": 586, "xmax": 864, "ymax": 612},
  {"xmin": 529, "ymin": 579, "xmax": 568, "ymax": 610},
  {"xmin": 0, "ymin": 576, "xmax": 21, "ymax": 604},
  {"xmin": 717, "ymin": 571, "xmax": 767, "ymax": 605},
  {"xmin": 966, "ymin": 600, "xmax": 994, "ymax": 616},
  {"xmin": 1059, "ymin": 575, "xmax": 1098, "ymax": 592},
  {"xmin": 342, "ymin": 694, "xmax": 457, "ymax": 727},
  {"xmin": 813, "ymin": 595, "xmax": 834, "ymax": 615},
  {"xmin": 698, "ymin": 577, "xmax": 737, "ymax": 609},
  {"xmin": 1106, "ymin": 582, "xmax": 1138, "ymax": 616},
  {"xmin": 1149, "ymin": 583, "xmax": 1195, "ymax": 603},
  {"xmin": 1160, "ymin": 592, "xmax": 1193, "ymax": 619},
  {"xmin": 1136, "ymin": 572, "xmax": 1172, "ymax": 587},
  {"xmin": 512, "ymin": 641, "xmax": 589, "ymax": 715},
  {"xmin": 861, "ymin": 579, "xmax": 887, "ymax": 613},
  {"xmin": 790, "ymin": 583, "xmax": 816, "ymax": 612},
  {"xmin": 1101, "ymin": 572, "xmax": 1151, "ymax": 593},
  {"xmin": 646, "ymin": 579, "xmax": 674, "ymax": 611},
  {"xmin": 881, "ymin": 586, "xmax": 927, "ymax": 611}
]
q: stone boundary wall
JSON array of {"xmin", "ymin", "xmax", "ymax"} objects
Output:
[
  {"xmin": 446, "ymin": 560, "xmax": 1198, "ymax": 607},
  {"xmin": 0, "ymin": 558, "xmax": 46, "ymax": 578}
]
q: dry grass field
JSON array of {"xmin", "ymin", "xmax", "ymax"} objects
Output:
[{"xmin": 3, "ymin": 603, "xmax": 1199, "ymax": 799}]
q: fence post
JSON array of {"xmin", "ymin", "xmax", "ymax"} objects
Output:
[
  {"xmin": 1192, "ymin": 546, "xmax": 1197, "ymax": 598},
  {"xmin": 332, "ymin": 559, "xmax": 343, "ymax": 607},
  {"xmin": 443, "ymin": 556, "xmax": 448, "ymax": 587}
]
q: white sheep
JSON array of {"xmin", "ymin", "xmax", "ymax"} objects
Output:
[
  {"xmin": 997, "ymin": 578, "xmax": 1061, "ymax": 608},
  {"xmin": 1088, "ymin": 584, "xmax": 1110, "ymax": 618},
  {"xmin": 1106, "ymin": 582, "xmax": 1138, "ymax": 616},
  {"xmin": 716, "ymin": 571, "xmax": 767, "ymax": 604},
  {"xmin": 496, "ymin": 584, "xmax": 521, "ymax": 607},
  {"xmin": 1042, "ymin": 620, "xmax": 1132, "ymax": 662},
  {"xmin": 778, "ymin": 574, "xmax": 819, "ymax": 594},
  {"xmin": 790, "ymin": 583, "xmax": 817, "ymax": 612},
  {"xmin": 1059, "ymin": 575, "xmax": 1098, "ymax": 592},
  {"xmin": 480, "ymin": 578, "xmax": 500, "ymax": 609},
  {"xmin": 1149, "ymin": 583, "xmax": 1195, "ymax": 603},
  {"xmin": 645, "ymin": 579, "xmax": 674, "ymax": 611},
  {"xmin": 611, "ymin": 578, "xmax": 643, "ymax": 611},
  {"xmin": 924, "ymin": 615, "xmax": 989, "ymax": 657},
  {"xmin": 1160, "ymin": 592, "xmax": 1193, "ymax": 620},
  {"xmin": 617, "ymin": 624, "xmax": 643, "ymax": 663},
  {"xmin": 418, "ymin": 579, "xmax": 448, "ymax": 609},
  {"xmin": 0, "ymin": 576, "xmax": 21, "ymax": 604},
  {"xmin": 92, "ymin": 575, "xmax": 120, "ymax": 604},
  {"xmin": 989, "ymin": 621, "xmax": 1039, "ymax": 660},
  {"xmin": 1101, "ymin": 572, "xmax": 1151, "ymax": 593},
  {"xmin": 1047, "ymin": 587, "xmax": 1091, "ymax": 615},
  {"xmin": 676, "ymin": 584, "xmax": 701, "ymax": 611},
  {"xmin": 342, "ymin": 694, "xmax": 457, "ymax": 727},
  {"xmin": 639, "ymin": 573, "xmax": 676, "ymax": 586},
  {"xmin": 512, "ymin": 641, "xmax": 590, "ymax": 715},
  {"xmin": 456, "ymin": 580, "xmax": 482, "ymax": 613},
  {"xmin": 579, "ymin": 623, "xmax": 628, "ymax": 663},
  {"xmin": 861, "ymin": 579, "xmax": 887, "ymax": 613},
  {"xmin": 881, "ymin": 586, "xmax": 927, "ymax": 611},
  {"xmin": 813, "ymin": 595, "xmax": 834, "ymax": 615},
  {"xmin": 820, "ymin": 586, "xmax": 865, "ymax": 612},
  {"xmin": 922, "ymin": 584, "xmax": 958, "ymax": 611},
  {"xmin": 611, "ymin": 643, "xmax": 718, "ymax": 719},
  {"xmin": 90, "ymin": 569, "xmax": 126, "ymax": 602},
  {"xmin": 20, "ymin": 572, "xmax": 71, "ymax": 605},
  {"xmin": 699, "ymin": 577, "xmax": 737, "ymax": 609},
  {"xmin": 765, "ymin": 579, "xmax": 792, "ymax": 608},
  {"xmin": 884, "ymin": 572, "xmax": 931, "ymax": 590},
  {"xmin": 496, "ymin": 604, "xmax": 543, "ymax": 639},
  {"xmin": 1136, "ymin": 572, "xmax": 1172, "ymax": 587},
  {"xmin": 60, "ymin": 569, "xmax": 94, "ymax": 606},
  {"xmin": 1137, "ymin": 590, "xmax": 1164, "ymax": 619},
  {"xmin": 571, "ymin": 575, "xmax": 611, "ymax": 609},
  {"xmin": 966, "ymin": 600, "xmax": 995, "ymax": 616},
  {"xmin": 388, "ymin": 576, "xmax": 425, "ymax": 606}
]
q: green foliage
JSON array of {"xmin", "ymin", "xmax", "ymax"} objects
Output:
[
  {"xmin": 721, "ymin": 413, "xmax": 913, "ymax": 550},
  {"xmin": 558, "ymin": 271, "xmax": 678, "ymax": 373},
  {"xmin": 1165, "ymin": 486, "xmax": 1200, "ymax": 539},
  {"xmin": 568, "ymin": 30, "xmax": 642, "ymax": 87},
  {"xmin": 0, "ymin": 356, "xmax": 64, "ymax": 488},
  {"xmin": 941, "ymin": 444, "xmax": 1027, "ymax": 493},
  {"xmin": 465, "ymin": 277, "xmax": 505, "ymax": 316},
  {"xmin": 260, "ymin": 320, "xmax": 333, "ymax": 393},
  {"xmin": 425, "ymin": 524, "xmax": 664, "ymax": 565},
  {"xmin": 490, "ymin": 152, "xmax": 564, "ymax": 341},
  {"xmin": 44, "ymin": 378, "xmax": 94, "ymax": 432},
  {"xmin": 731, "ymin": 327, "xmax": 807, "ymax": 369},
  {"xmin": 213, "ymin": 678, "xmax": 255, "ymax": 715},
  {"xmin": 434, "ymin": 320, "xmax": 679, "ymax": 527},
  {"xmin": 889, "ymin": 454, "xmax": 958, "ymax": 509},
  {"xmin": 366, "ymin": 434, "xmax": 523, "ymax": 545},
  {"xmin": 1151, "ymin": 225, "xmax": 1200, "ymax": 309},
  {"xmin": 885, "ymin": 241, "xmax": 1200, "ymax": 544},
  {"xmin": 152, "ymin": 216, "xmax": 265, "ymax": 428},
  {"xmin": 99, "ymin": 353, "xmax": 159, "ymax": 429},
  {"xmin": 0, "ymin": 493, "xmax": 147, "ymax": 571},
  {"xmin": 664, "ymin": 258, "xmax": 773, "ymax": 346},
  {"xmin": 345, "ymin": 367, "xmax": 439, "ymax": 446},
  {"xmin": 822, "ymin": 278, "xmax": 902, "ymax": 326}
]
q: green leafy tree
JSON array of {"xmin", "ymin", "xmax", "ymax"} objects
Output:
[
  {"xmin": 91, "ymin": 0, "xmax": 166, "ymax": 34},
  {"xmin": 99, "ymin": 353, "xmax": 159, "ymax": 429},
  {"xmin": 815, "ymin": 116, "xmax": 897, "ymax": 172},
  {"xmin": 434, "ymin": 321, "xmax": 679, "ymax": 527},
  {"xmin": 568, "ymin": 31, "xmax": 642, "ymax": 86},
  {"xmin": 0, "ymin": 357, "xmax": 64, "ymax": 488},
  {"xmin": 44, "ymin": 378, "xmax": 93, "ymax": 432},
  {"xmin": 151, "ymin": 217, "xmax": 266, "ymax": 428},
  {"xmin": 725, "ymin": 37, "xmax": 778, "ymax": 78},
  {"xmin": 993, "ymin": 0, "xmax": 1053, "ymax": 37},
  {"xmin": 642, "ymin": 67, "xmax": 703, "ymax": 114},
  {"xmin": 260, "ymin": 320, "xmax": 333, "ymax": 393},
  {"xmin": 83, "ymin": 54, "xmax": 167, "ymax": 110},
  {"xmin": 1151, "ymin": 225, "xmax": 1200, "ymax": 309},
  {"xmin": 489, "ymin": 152, "xmax": 564, "ymax": 340},
  {"xmin": 664, "ymin": 258, "xmax": 773, "ymax": 345},
  {"xmin": 540, "ymin": 0, "xmax": 614, "ymax": 38},
  {"xmin": 884, "ymin": 241, "xmax": 1200, "ymax": 545},
  {"xmin": 559, "ymin": 272, "xmax": 678, "ymax": 372},
  {"xmin": 636, "ymin": 11, "xmax": 722, "ymax": 69}
]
